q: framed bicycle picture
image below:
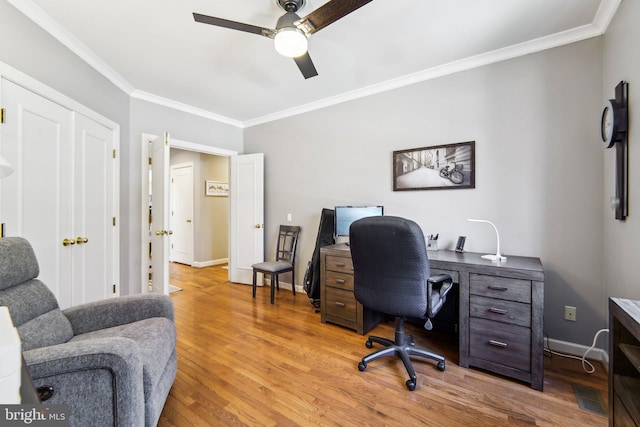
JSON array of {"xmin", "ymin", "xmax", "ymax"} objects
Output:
[{"xmin": 393, "ymin": 141, "xmax": 475, "ymax": 191}]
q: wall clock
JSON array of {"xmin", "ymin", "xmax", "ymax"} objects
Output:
[
  {"xmin": 601, "ymin": 99, "xmax": 623, "ymax": 149},
  {"xmin": 602, "ymin": 81, "xmax": 629, "ymax": 220}
]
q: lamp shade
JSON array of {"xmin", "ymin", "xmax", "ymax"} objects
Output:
[
  {"xmin": 274, "ymin": 27, "xmax": 308, "ymax": 58},
  {"xmin": 0, "ymin": 155, "xmax": 13, "ymax": 179}
]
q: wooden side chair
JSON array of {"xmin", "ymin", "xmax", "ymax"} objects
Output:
[{"xmin": 252, "ymin": 225, "xmax": 301, "ymax": 304}]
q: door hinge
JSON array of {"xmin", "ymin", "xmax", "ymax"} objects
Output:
[
  {"xmin": 112, "ymin": 284, "xmax": 117, "ymax": 294},
  {"xmin": 112, "ymin": 217, "xmax": 116, "ymax": 226},
  {"xmin": 148, "ymin": 272, "xmax": 153, "ymax": 281},
  {"xmin": 0, "ymin": 108, "xmax": 5, "ymax": 124},
  {"xmin": 112, "ymin": 149, "xmax": 116, "ymax": 159},
  {"xmin": 148, "ymin": 157, "xmax": 152, "ymax": 165}
]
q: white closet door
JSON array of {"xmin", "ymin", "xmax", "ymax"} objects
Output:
[
  {"xmin": 1, "ymin": 78, "xmax": 118, "ymax": 309},
  {"xmin": 1, "ymin": 79, "xmax": 74, "ymax": 307},
  {"xmin": 72, "ymin": 114, "xmax": 117, "ymax": 304}
]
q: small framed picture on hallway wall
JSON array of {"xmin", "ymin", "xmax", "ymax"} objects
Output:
[
  {"xmin": 393, "ymin": 141, "xmax": 475, "ymax": 191},
  {"xmin": 205, "ymin": 181, "xmax": 229, "ymax": 197}
]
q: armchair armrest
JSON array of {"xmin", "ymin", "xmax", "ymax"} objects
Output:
[
  {"xmin": 63, "ymin": 293, "xmax": 174, "ymax": 336},
  {"xmin": 23, "ymin": 337, "xmax": 145, "ymax": 426}
]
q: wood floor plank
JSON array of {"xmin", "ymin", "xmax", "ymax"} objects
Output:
[{"xmin": 159, "ymin": 263, "xmax": 608, "ymax": 427}]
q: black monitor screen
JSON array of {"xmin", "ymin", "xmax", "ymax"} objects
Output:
[{"xmin": 335, "ymin": 206, "xmax": 384, "ymax": 237}]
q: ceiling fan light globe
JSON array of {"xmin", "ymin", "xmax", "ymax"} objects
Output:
[{"xmin": 274, "ymin": 27, "xmax": 308, "ymax": 57}]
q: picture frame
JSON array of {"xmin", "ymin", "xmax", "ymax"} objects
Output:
[
  {"xmin": 393, "ymin": 141, "xmax": 475, "ymax": 191},
  {"xmin": 205, "ymin": 181, "xmax": 229, "ymax": 197}
]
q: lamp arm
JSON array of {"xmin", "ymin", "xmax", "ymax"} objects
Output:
[{"xmin": 467, "ymin": 218, "xmax": 506, "ymax": 261}]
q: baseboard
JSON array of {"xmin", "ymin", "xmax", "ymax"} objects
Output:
[
  {"xmin": 192, "ymin": 258, "xmax": 229, "ymax": 268},
  {"xmin": 262, "ymin": 278, "xmax": 304, "ymax": 294},
  {"xmin": 546, "ymin": 338, "xmax": 609, "ymax": 372}
]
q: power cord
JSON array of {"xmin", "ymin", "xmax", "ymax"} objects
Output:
[{"xmin": 544, "ymin": 329, "xmax": 609, "ymax": 374}]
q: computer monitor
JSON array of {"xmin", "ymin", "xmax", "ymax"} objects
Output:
[{"xmin": 334, "ymin": 206, "xmax": 384, "ymax": 238}]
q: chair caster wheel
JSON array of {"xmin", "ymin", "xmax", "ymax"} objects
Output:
[
  {"xmin": 365, "ymin": 340, "xmax": 373, "ymax": 349},
  {"xmin": 437, "ymin": 361, "xmax": 445, "ymax": 371},
  {"xmin": 358, "ymin": 361, "xmax": 367, "ymax": 371},
  {"xmin": 406, "ymin": 379, "xmax": 416, "ymax": 391}
]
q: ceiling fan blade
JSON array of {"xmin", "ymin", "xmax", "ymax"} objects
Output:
[
  {"xmin": 296, "ymin": 0, "xmax": 372, "ymax": 34},
  {"xmin": 193, "ymin": 13, "xmax": 275, "ymax": 38},
  {"xmin": 293, "ymin": 53, "xmax": 318, "ymax": 79}
]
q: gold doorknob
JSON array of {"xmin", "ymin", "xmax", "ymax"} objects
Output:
[
  {"xmin": 62, "ymin": 238, "xmax": 76, "ymax": 246},
  {"xmin": 76, "ymin": 237, "xmax": 88, "ymax": 244},
  {"xmin": 155, "ymin": 230, "xmax": 164, "ymax": 236},
  {"xmin": 186, "ymin": 219, "xmax": 192, "ymax": 223},
  {"xmin": 168, "ymin": 230, "xmax": 173, "ymax": 235},
  {"xmin": 255, "ymin": 224, "xmax": 262, "ymax": 229}
]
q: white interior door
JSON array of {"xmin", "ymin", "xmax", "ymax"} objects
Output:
[
  {"xmin": 72, "ymin": 113, "xmax": 118, "ymax": 304},
  {"xmin": 1, "ymin": 79, "xmax": 74, "ymax": 307},
  {"xmin": 170, "ymin": 162, "xmax": 194, "ymax": 265},
  {"xmin": 0, "ymin": 78, "xmax": 118, "ymax": 308},
  {"xmin": 229, "ymin": 153, "xmax": 264, "ymax": 284},
  {"xmin": 151, "ymin": 132, "xmax": 170, "ymax": 294}
]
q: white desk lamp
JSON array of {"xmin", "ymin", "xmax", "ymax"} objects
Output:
[{"xmin": 467, "ymin": 219, "xmax": 507, "ymax": 261}]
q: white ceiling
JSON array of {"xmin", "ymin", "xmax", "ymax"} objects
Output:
[{"xmin": 9, "ymin": 0, "xmax": 619, "ymax": 127}]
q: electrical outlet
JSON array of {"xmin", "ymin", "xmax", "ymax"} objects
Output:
[
  {"xmin": 565, "ymin": 305, "xmax": 577, "ymax": 321},
  {"xmin": 287, "ymin": 213, "xmax": 292, "ymax": 222}
]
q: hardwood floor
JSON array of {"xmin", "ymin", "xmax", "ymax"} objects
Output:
[{"xmin": 158, "ymin": 263, "xmax": 608, "ymax": 427}]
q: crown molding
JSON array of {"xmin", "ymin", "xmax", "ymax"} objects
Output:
[
  {"xmin": 9, "ymin": 0, "xmax": 621, "ymax": 130},
  {"xmin": 130, "ymin": 90, "xmax": 244, "ymax": 128},
  {"xmin": 244, "ymin": 17, "xmax": 612, "ymax": 127}
]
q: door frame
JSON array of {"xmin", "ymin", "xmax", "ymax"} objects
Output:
[{"xmin": 140, "ymin": 134, "xmax": 237, "ymax": 293}]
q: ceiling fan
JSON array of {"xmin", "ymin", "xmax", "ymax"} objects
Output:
[{"xmin": 193, "ymin": 0, "xmax": 373, "ymax": 79}]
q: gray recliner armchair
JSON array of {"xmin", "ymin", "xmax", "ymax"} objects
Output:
[{"xmin": 0, "ymin": 237, "xmax": 177, "ymax": 427}]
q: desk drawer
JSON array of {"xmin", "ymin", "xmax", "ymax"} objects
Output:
[
  {"xmin": 470, "ymin": 317, "xmax": 531, "ymax": 372},
  {"xmin": 470, "ymin": 274, "xmax": 531, "ymax": 303},
  {"xmin": 325, "ymin": 255, "xmax": 353, "ymax": 274},
  {"xmin": 431, "ymin": 268, "xmax": 459, "ymax": 284},
  {"xmin": 470, "ymin": 295, "xmax": 531, "ymax": 327},
  {"xmin": 325, "ymin": 271, "xmax": 354, "ymax": 291},
  {"xmin": 325, "ymin": 287, "xmax": 357, "ymax": 322}
]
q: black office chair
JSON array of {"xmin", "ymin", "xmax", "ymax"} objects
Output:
[
  {"xmin": 349, "ymin": 216, "xmax": 453, "ymax": 391},
  {"xmin": 252, "ymin": 225, "xmax": 301, "ymax": 304}
]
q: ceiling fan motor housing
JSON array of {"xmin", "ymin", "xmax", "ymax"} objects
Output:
[{"xmin": 277, "ymin": 0, "xmax": 305, "ymax": 13}]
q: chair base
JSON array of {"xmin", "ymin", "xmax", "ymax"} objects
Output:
[
  {"xmin": 357, "ymin": 317, "xmax": 445, "ymax": 391},
  {"xmin": 252, "ymin": 270, "xmax": 296, "ymax": 304}
]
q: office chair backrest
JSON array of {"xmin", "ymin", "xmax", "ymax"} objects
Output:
[
  {"xmin": 349, "ymin": 216, "xmax": 430, "ymax": 318},
  {"xmin": 275, "ymin": 225, "xmax": 301, "ymax": 264}
]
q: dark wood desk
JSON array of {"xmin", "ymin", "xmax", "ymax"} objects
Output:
[{"xmin": 320, "ymin": 243, "xmax": 544, "ymax": 390}]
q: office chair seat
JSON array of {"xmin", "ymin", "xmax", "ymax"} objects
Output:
[{"xmin": 350, "ymin": 216, "xmax": 453, "ymax": 391}]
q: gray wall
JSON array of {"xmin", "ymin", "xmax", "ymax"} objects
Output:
[
  {"xmin": 602, "ymin": 0, "xmax": 640, "ymax": 305},
  {"xmin": 244, "ymin": 38, "xmax": 606, "ymax": 346}
]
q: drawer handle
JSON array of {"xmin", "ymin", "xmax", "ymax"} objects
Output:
[
  {"xmin": 335, "ymin": 263, "xmax": 346, "ymax": 268},
  {"xmin": 334, "ymin": 302, "xmax": 345, "ymax": 307},
  {"xmin": 488, "ymin": 285, "xmax": 508, "ymax": 291},
  {"xmin": 488, "ymin": 307, "xmax": 508, "ymax": 315},
  {"xmin": 335, "ymin": 278, "xmax": 346, "ymax": 284},
  {"xmin": 489, "ymin": 339, "xmax": 508, "ymax": 348}
]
